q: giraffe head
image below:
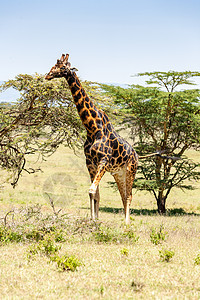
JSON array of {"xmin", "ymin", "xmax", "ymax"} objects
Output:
[{"xmin": 45, "ymin": 54, "xmax": 75, "ymax": 80}]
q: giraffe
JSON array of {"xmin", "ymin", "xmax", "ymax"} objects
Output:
[{"xmin": 45, "ymin": 54, "xmax": 138, "ymax": 224}]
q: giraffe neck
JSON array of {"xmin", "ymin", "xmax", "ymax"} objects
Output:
[{"xmin": 65, "ymin": 71, "xmax": 105, "ymax": 134}]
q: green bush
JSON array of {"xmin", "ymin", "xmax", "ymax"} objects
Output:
[
  {"xmin": 53, "ymin": 229, "xmax": 67, "ymax": 242},
  {"xmin": 120, "ymin": 247, "xmax": 129, "ymax": 256},
  {"xmin": 92, "ymin": 224, "xmax": 139, "ymax": 244},
  {"xmin": 0, "ymin": 226, "xmax": 23, "ymax": 244},
  {"xmin": 159, "ymin": 249, "xmax": 175, "ymax": 262},
  {"xmin": 122, "ymin": 226, "xmax": 139, "ymax": 243},
  {"xmin": 50, "ymin": 254, "xmax": 82, "ymax": 272},
  {"xmin": 93, "ymin": 225, "xmax": 118, "ymax": 243},
  {"xmin": 194, "ymin": 253, "xmax": 200, "ymax": 265},
  {"xmin": 40, "ymin": 234, "xmax": 60, "ymax": 256},
  {"xmin": 25, "ymin": 229, "xmax": 46, "ymax": 242},
  {"xmin": 150, "ymin": 225, "xmax": 167, "ymax": 245},
  {"xmin": 27, "ymin": 233, "xmax": 60, "ymax": 260}
]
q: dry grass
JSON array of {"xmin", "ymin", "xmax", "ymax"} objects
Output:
[{"xmin": 0, "ymin": 146, "xmax": 200, "ymax": 299}]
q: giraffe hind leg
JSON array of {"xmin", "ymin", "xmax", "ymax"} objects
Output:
[
  {"xmin": 124, "ymin": 165, "xmax": 137, "ymax": 224},
  {"xmin": 113, "ymin": 166, "xmax": 136, "ymax": 225},
  {"xmin": 113, "ymin": 172, "xmax": 127, "ymax": 218}
]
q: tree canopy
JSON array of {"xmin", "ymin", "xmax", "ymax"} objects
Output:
[
  {"xmin": 0, "ymin": 74, "xmax": 86, "ymax": 186},
  {"xmin": 101, "ymin": 71, "xmax": 200, "ymax": 213}
]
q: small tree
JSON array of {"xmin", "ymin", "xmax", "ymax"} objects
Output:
[
  {"xmin": 0, "ymin": 74, "xmax": 87, "ymax": 186},
  {"xmin": 102, "ymin": 71, "xmax": 200, "ymax": 213}
]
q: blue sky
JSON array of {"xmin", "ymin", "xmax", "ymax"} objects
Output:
[{"xmin": 0, "ymin": 0, "xmax": 200, "ymax": 85}]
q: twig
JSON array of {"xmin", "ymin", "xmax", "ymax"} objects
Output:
[
  {"xmin": 45, "ymin": 193, "xmax": 62, "ymax": 217},
  {"xmin": 2, "ymin": 209, "xmax": 15, "ymax": 226}
]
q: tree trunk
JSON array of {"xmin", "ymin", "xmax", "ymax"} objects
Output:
[{"xmin": 157, "ymin": 192, "xmax": 166, "ymax": 214}]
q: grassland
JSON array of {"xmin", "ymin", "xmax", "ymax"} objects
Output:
[{"xmin": 0, "ymin": 146, "xmax": 200, "ymax": 299}]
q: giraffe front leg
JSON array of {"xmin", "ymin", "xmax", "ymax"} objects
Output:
[
  {"xmin": 89, "ymin": 186, "xmax": 99, "ymax": 221},
  {"xmin": 89, "ymin": 192, "xmax": 95, "ymax": 220},
  {"xmin": 89, "ymin": 186, "xmax": 100, "ymax": 220},
  {"xmin": 94, "ymin": 186, "xmax": 100, "ymax": 218},
  {"xmin": 88, "ymin": 162, "xmax": 107, "ymax": 221}
]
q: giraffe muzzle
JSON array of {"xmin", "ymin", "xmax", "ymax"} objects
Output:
[{"xmin": 45, "ymin": 74, "xmax": 53, "ymax": 80}]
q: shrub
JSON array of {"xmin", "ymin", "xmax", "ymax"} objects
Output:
[
  {"xmin": 150, "ymin": 225, "xmax": 167, "ymax": 245},
  {"xmin": 25, "ymin": 229, "xmax": 45, "ymax": 242},
  {"xmin": 93, "ymin": 225, "xmax": 119, "ymax": 243},
  {"xmin": 122, "ymin": 226, "xmax": 139, "ymax": 243},
  {"xmin": 27, "ymin": 243, "xmax": 41, "ymax": 260},
  {"xmin": 50, "ymin": 254, "xmax": 82, "ymax": 272},
  {"xmin": 27, "ymin": 233, "xmax": 60, "ymax": 260},
  {"xmin": 53, "ymin": 229, "xmax": 67, "ymax": 242},
  {"xmin": 0, "ymin": 226, "xmax": 23, "ymax": 244},
  {"xmin": 159, "ymin": 249, "xmax": 175, "ymax": 262},
  {"xmin": 120, "ymin": 247, "xmax": 129, "ymax": 256},
  {"xmin": 40, "ymin": 234, "xmax": 60, "ymax": 256},
  {"xmin": 194, "ymin": 253, "xmax": 200, "ymax": 265}
]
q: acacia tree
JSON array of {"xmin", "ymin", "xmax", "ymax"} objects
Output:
[
  {"xmin": 101, "ymin": 71, "xmax": 200, "ymax": 213},
  {"xmin": 0, "ymin": 74, "xmax": 105, "ymax": 187}
]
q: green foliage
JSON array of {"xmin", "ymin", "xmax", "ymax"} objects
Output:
[
  {"xmin": 0, "ymin": 205, "xmax": 137, "ymax": 246},
  {"xmin": 27, "ymin": 233, "xmax": 60, "ymax": 260},
  {"xmin": 101, "ymin": 71, "xmax": 200, "ymax": 213},
  {"xmin": 0, "ymin": 205, "xmax": 141, "ymax": 246},
  {"xmin": 24, "ymin": 229, "xmax": 46, "ymax": 242},
  {"xmin": 0, "ymin": 226, "xmax": 23, "ymax": 243},
  {"xmin": 120, "ymin": 247, "xmax": 129, "ymax": 256},
  {"xmin": 194, "ymin": 253, "xmax": 200, "ymax": 265},
  {"xmin": 0, "ymin": 205, "xmax": 69, "ymax": 245},
  {"xmin": 26, "ymin": 231, "xmax": 82, "ymax": 272},
  {"xmin": 50, "ymin": 254, "xmax": 82, "ymax": 272},
  {"xmin": 122, "ymin": 225, "xmax": 139, "ymax": 243},
  {"xmin": 92, "ymin": 223, "xmax": 139, "ymax": 244},
  {"xmin": 137, "ymin": 71, "xmax": 200, "ymax": 91},
  {"xmin": 53, "ymin": 229, "xmax": 67, "ymax": 243},
  {"xmin": 150, "ymin": 225, "xmax": 167, "ymax": 245},
  {"xmin": 26, "ymin": 243, "xmax": 41, "ymax": 260},
  {"xmin": 38, "ymin": 234, "xmax": 60, "ymax": 256},
  {"xmin": 159, "ymin": 249, "xmax": 175, "ymax": 262},
  {"xmin": 93, "ymin": 225, "xmax": 118, "ymax": 243},
  {"xmin": 99, "ymin": 285, "xmax": 105, "ymax": 296},
  {"xmin": 0, "ymin": 74, "xmax": 84, "ymax": 186}
]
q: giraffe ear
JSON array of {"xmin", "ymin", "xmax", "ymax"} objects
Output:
[{"xmin": 70, "ymin": 67, "xmax": 78, "ymax": 73}]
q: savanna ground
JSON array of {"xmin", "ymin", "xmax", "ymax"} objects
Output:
[{"xmin": 0, "ymin": 145, "xmax": 200, "ymax": 299}]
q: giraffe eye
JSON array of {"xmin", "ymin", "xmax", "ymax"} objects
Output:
[{"xmin": 60, "ymin": 66, "xmax": 65, "ymax": 70}]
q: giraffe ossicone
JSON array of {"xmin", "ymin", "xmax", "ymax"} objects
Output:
[{"xmin": 45, "ymin": 53, "xmax": 138, "ymax": 224}]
